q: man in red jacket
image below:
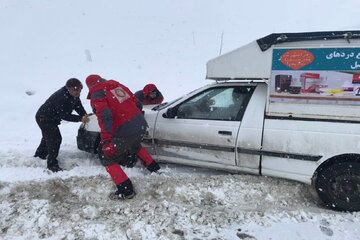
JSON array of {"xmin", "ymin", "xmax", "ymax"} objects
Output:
[
  {"xmin": 135, "ymin": 83, "xmax": 164, "ymax": 106},
  {"xmin": 86, "ymin": 74, "xmax": 160, "ymax": 199}
]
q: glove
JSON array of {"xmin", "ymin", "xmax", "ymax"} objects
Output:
[{"xmin": 102, "ymin": 142, "xmax": 117, "ymax": 158}]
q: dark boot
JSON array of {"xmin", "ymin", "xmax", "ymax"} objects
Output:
[
  {"xmin": 147, "ymin": 161, "xmax": 160, "ymax": 173},
  {"xmin": 110, "ymin": 179, "xmax": 136, "ymax": 200},
  {"xmin": 34, "ymin": 151, "xmax": 48, "ymax": 160},
  {"xmin": 47, "ymin": 160, "xmax": 63, "ymax": 172},
  {"xmin": 34, "ymin": 138, "xmax": 48, "ymax": 160}
]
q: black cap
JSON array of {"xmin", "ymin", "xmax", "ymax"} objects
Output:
[{"xmin": 66, "ymin": 78, "xmax": 83, "ymax": 89}]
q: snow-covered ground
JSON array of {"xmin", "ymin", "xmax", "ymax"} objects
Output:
[
  {"xmin": 1, "ymin": 1, "xmax": 360, "ymax": 239},
  {"xmin": 1, "ymin": 140, "xmax": 360, "ymax": 239}
]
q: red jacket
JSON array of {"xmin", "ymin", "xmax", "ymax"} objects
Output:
[
  {"xmin": 88, "ymin": 79, "xmax": 147, "ymax": 142},
  {"xmin": 135, "ymin": 84, "xmax": 164, "ymax": 105}
]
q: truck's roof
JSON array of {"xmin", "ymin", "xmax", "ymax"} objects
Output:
[
  {"xmin": 257, "ymin": 30, "xmax": 360, "ymax": 51},
  {"xmin": 206, "ymin": 30, "xmax": 360, "ymax": 81}
]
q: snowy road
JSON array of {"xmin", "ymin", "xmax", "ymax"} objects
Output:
[{"xmin": 0, "ymin": 151, "xmax": 359, "ymax": 240}]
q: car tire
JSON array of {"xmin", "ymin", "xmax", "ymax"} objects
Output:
[{"xmin": 315, "ymin": 161, "xmax": 360, "ymax": 211}]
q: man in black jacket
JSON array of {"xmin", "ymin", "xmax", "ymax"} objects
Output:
[{"xmin": 34, "ymin": 78, "xmax": 89, "ymax": 172}]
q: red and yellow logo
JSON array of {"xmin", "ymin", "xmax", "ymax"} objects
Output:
[{"xmin": 280, "ymin": 50, "xmax": 314, "ymax": 70}]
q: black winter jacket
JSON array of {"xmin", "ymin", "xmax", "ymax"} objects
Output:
[{"xmin": 36, "ymin": 86, "xmax": 87, "ymax": 125}]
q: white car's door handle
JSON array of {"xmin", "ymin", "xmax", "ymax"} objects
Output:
[{"xmin": 218, "ymin": 131, "xmax": 232, "ymax": 136}]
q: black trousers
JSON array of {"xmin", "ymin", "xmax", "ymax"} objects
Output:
[
  {"xmin": 35, "ymin": 114, "xmax": 62, "ymax": 167},
  {"xmin": 98, "ymin": 130, "xmax": 144, "ymax": 166}
]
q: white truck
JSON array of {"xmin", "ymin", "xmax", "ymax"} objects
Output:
[{"xmin": 78, "ymin": 30, "xmax": 360, "ymax": 211}]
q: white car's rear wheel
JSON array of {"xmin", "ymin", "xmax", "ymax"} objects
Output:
[{"xmin": 315, "ymin": 161, "xmax": 360, "ymax": 211}]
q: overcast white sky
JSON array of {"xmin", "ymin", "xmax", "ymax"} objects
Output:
[{"xmin": 1, "ymin": 0, "xmax": 360, "ymax": 99}]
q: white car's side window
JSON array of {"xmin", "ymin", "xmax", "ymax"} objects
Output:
[{"xmin": 177, "ymin": 86, "xmax": 254, "ymax": 121}]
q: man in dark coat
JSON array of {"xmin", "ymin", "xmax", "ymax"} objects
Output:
[
  {"xmin": 34, "ymin": 78, "xmax": 89, "ymax": 172},
  {"xmin": 86, "ymin": 74, "xmax": 160, "ymax": 200},
  {"xmin": 135, "ymin": 83, "xmax": 164, "ymax": 106}
]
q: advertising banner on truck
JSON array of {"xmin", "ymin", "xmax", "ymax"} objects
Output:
[{"xmin": 270, "ymin": 48, "xmax": 360, "ymax": 105}]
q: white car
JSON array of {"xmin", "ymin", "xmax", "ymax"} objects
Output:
[
  {"xmin": 77, "ymin": 81, "xmax": 360, "ymax": 212},
  {"xmin": 78, "ymin": 31, "xmax": 360, "ymax": 211}
]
